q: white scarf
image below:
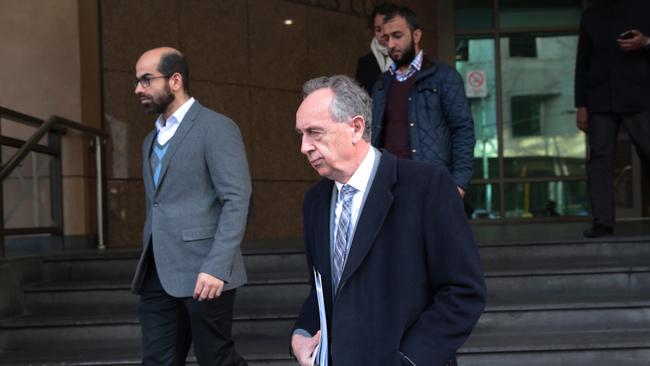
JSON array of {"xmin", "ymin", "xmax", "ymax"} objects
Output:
[{"xmin": 370, "ymin": 37, "xmax": 393, "ymax": 72}]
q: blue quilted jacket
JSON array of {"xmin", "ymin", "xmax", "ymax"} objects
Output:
[{"xmin": 371, "ymin": 58, "xmax": 475, "ymax": 189}]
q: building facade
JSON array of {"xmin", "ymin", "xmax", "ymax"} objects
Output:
[{"xmin": 0, "ymin": 0, "xmax": 647, "ymax": 253}]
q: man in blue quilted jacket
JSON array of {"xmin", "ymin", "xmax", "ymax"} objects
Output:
[{"xmin": 371, "ymin": 6, "xmax": 475, "ymax": 196}]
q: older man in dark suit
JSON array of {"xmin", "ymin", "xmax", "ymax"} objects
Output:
[{"xmin": 291, "ymin": 75, "xmax": 485, "ymax": 366}]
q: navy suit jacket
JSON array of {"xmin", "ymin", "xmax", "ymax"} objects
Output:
[{"xmin": 293, "ymin": 151, "xmax": 486, "ymax": 366}]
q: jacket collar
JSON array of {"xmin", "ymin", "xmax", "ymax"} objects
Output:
[{"xmin": 376, "ymin": 54, "xmax": 438, "ymax": 91}]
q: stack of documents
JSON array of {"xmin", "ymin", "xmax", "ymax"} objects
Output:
[{"xmin": 312, "ymin": 269, "xmax": 328, "ymax": 366}]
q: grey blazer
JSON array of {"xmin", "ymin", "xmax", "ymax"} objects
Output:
[{"xmin": 131, "ymin": 101, "xmax": 252, "ymax": 297}]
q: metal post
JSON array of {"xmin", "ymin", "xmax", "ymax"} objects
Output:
[
  {"xmin": 95, "ymin": 135, "xmax": 105, "ymax": 250},
  {"xmin": 0, "ymin": 178, "xmax": 4, "ymax": 258},
  {"xmin": 48, "ymin": 131, "xmax": 64, "ymax": 244}
]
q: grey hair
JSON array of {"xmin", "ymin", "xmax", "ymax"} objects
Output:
[{"xmin": 302, "ymin": 75, "xmax": 372, "ymax": 141}]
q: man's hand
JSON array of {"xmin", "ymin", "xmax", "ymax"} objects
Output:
[
  {"xmin": 456, "ymin": 186, "xmax": 465, "ymax": 198},
  {"xmin": 457, "ymin": 186, "xmax": 466, "ymax": 198},
  {"xmin": 291, "ymin": 331, "xmax": 321, "ymax": 366},
  {"xmin": 193, "ymin": 272, "xmax": 225, "ymax": 301},
  {"xmin": 576, "ymin": 107, "xmax": 588, "ymax": 132},
  {"xmin": 618, "ymin": 30, "xmax": 649, "ymax": 52}
]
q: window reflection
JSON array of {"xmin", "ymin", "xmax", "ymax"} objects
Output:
[
  {"xmin": 500, "ymin": 35, "xmax": 585, "ymax": 178},
  {"xmin": 456, "ymin": 37, "xmax": 498, "ymax": 180},
  {"xmin": 467, "ymin": 183, "xmax": 500, "ymax": 219},
  {"xmin": 455, "ymin": 1, "xmax": 588, "ymax": 221},
  {"xmin": 504, "ymin": 181, "xmax": 588, "ymax": 218}
]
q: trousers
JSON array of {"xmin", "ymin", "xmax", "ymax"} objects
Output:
[
  {"xmin": 139, "ymin": 253, "xmax": 248, "ymax": 366},
  {"xmin": 587, "ymin": 111, "xmax": 650, "ymax": 227}
]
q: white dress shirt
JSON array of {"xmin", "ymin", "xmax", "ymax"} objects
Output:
[
  {"xmin": 155, "ymin": 97, "xmax": 195, "ymax": 145},
  {"xmin": 333, "ymin": 147, "xmax": 376, "ymax": 252}
]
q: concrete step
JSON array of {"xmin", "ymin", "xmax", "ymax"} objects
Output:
[
  {"xmin": 4, "ymin": 239, "xmax": 649, "ymax": 365},
  {"xmin": 42, "ymin": 250, "xmax": 139, "ymax": 282},
  {"xmin": 461, "ymin": 350, "xmax": 650, "ymax": 366},
  {"xmin": 4, "ymin": 293, "xmax": 650, "ymax": 348},
  {"xmin": 460, "ymin": 329, "xmax": 650, "ymax": 366},
  {"xmin": 479, "ymin": 237, "xmax": 650, "ymax": 264},
  {"xmin": 0, "ymin": 337, "xmax": 294, "ymax": 365},
  {"xmin": 1, "ymin": 329, "xmax": 649, "ymax": 366},
  {"xmin": 38, "ymin": 238, "xmax": 650, "ymax": 282},
  {"xmin": 478, "ymin": 304, "xmax": 650, "ymax": 333},
  {"xmin": 0, "ymin": 313, "xmax": 295, "ymax": 349},
  {"xmin": 41, "ymin": 249, "xmax": 307, "ymax": 283},
  {"xmin": 22, "ymin": 275, "xmax": 650, "ymax": 314},
  {"xmin": 23, "ymin": 260, "xmax": 650, "ymax": 316},
  {"xmin": 23, "ymin": 281, "xmax": 310, "ymax": 316},
  {"xmin": 487, "ymin": 267, "xmax": 650, "ymax": 299}
]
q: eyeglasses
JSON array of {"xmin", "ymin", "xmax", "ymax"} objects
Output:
[{"xmin": 133, "ymin": 75, "xmax": 169, "ymax": 88}]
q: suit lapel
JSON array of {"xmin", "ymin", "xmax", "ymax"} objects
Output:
[
  {"xmin": 142, "ymin": 131, "xmax": 156, "ymax": 198},
  {"xmin": 153, "ymin": 101, "xmax": 202, "ymax": 194},
  {"xmin": 313, "ymin": 180, "xmax": 334, "ymax": 291},
  {"xmin": 338, "ymin": 152, "xmax": 396, "ymax": 289}
]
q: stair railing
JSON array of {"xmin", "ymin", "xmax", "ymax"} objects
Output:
[{"xmin": 0, "ymin": 107, "xmax": 107, "ymax": 257}]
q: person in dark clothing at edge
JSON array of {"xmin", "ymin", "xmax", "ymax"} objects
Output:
[
  {"xmin": 575, "ymin": 0, "xmax": 650, "ymax": 238},
  {"xmin": 354, "ymin": 2, "xmax": 399, "ymax": 96},
  {"xmin": 371, "ymin": 5, "xmax": 475, "ymax": 197}
]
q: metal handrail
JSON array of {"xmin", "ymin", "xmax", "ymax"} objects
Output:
[
  {"xmin": 0, "ymin": 108, "xmax": 108, "ymax": 253},
  {"xmin": 0, "ymin": 116, "xmax": 57, "ymax": 181},
  {"xmin": 0, "ymin": 106, "xmax": 46, "ymax": 127},
  {"xmin": 0, "ymin": 115, "xmax": 107, "ymax": 180}
]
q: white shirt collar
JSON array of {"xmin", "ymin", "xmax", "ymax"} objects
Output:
[
  {"xmin": 335, "ymin": 146, "xmax": 376, "ymax": 198},
  {"xmin": 155, "ymin": 97, "xmax": 195, "ymax": 132}
]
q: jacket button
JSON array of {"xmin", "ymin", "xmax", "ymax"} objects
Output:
[
  {"xmin": 412, "ymin": 149, "xmax": 417, "ymax": 153},
  {"xmin": 153, "ymin": 203, "xmax": 159, "ymax": 207},
  {"xmin": 408, "ymin": 97, "xmax": 412, "ymax": 101},
  {"xmin": 409, "ymin": 123, "xmax": 415, "ymax": 127}
]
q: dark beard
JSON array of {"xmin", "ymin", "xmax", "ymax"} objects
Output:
[
  {"xmin": 392, "ymin": 40, "xmax": 416, "ymax": 68},
  {"xmin": 142, "ymin": 86, "xmax": 175, "ymax": 115}
]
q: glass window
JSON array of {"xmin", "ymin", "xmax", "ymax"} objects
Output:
[
  {"xmin": 467, "ymin": 183, "xmax": 501, "ymax": 219},
  {"xmin": 511, "ymin": 95, "xmax": 542, "ymax": 137},
  {"xmin": 455, "ymin": 0, "xmax": 494, "ymax": 31},
  {"xmin": 504, "ymin": 180, "xmax": 588, "ymax": 218},
  {"xmin": 454, "ymin": 1, "xmax": 587, "ymax": 221},
  {"xmin": 2, "ymin": 147, "xmax": 55, "ymax": 228},
  {"xmin": 456, "ymin": 37, "xmax": 498, "ymax": 180},
  {"xmin": 509, "ymin": 34, "xmax": 537, "ymax": 57},
  {"xmin": 500, "ymin": 34, "xmax": 585, "ymax": 178},
  {"xmin": 499, "ymin": 0, "xmax": 582, "ymax": 29}
]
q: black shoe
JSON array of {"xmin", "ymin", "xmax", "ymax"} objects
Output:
[{"xmin": 583, "ymin": 224, "xmax": 613, "ymax": 238}]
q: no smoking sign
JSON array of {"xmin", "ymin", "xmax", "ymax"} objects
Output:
[{"xmin": 465, "ymin": 70, "xmax": 488, "ymax": 98}]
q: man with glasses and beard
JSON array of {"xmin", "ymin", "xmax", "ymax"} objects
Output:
[
  {"xmin": 371, "ymin": 6, "xmax": 475, "ymax": 198},
  {"xmin": 130, "ymin": 47, "xmax": 251, "ymax": 366}
]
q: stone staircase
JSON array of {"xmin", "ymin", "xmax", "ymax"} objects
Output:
[{"xmin": 1, "ymin": 236, "xmax": 649, "ymax": 365}]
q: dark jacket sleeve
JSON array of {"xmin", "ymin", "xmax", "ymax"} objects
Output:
[
  {"xmin": 574, "ymin": 12, "xmax": 591, "ymax": 108},
  {"xmin": 400, "ymin": 167, "xmax": 486, "ymax": 365},
  {"xmin": 440, "ymin": 68, "xmax": 476, "ymax": 190},
  {"xmin": 292, "ymin": 197, "xmax": 320, "ymax": 337}
]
